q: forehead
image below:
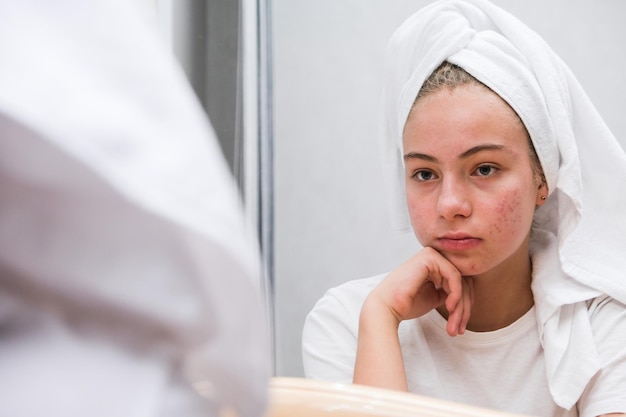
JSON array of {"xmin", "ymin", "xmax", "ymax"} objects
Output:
[{"xmin": 403, "ymin": 84, "xmax": 529, "ymax": 154}]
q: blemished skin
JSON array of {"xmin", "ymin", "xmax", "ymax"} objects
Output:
[{"xmin": 404, "ymin": 85, "xmax": 540, "ymax": 281}]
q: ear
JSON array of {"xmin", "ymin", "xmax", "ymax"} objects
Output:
[{"xmin": 536, "ymin": 182, "xmax": 548, "ymax": 206}]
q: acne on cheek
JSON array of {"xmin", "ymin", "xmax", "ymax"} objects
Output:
[{"xmin": 490, "ymin": 192, "xmax": 526, "ymax": 240}]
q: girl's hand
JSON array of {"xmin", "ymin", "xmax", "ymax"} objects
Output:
[
  {"xmin": 369, "ymin": 247, "xmax": 473, "ymax": 336},
  {"xmin": 353, "ymin": 247, "xmax": 473, "ymax": 390}
]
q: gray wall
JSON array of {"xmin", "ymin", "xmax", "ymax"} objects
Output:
[{"xmin": 272, "ymin": 0, "xmax": 626, "ymax": 376}]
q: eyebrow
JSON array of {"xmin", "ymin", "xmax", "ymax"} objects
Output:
[{"xmin": 403, "ymin": 144, "xmax": 507, "ymax": 161}]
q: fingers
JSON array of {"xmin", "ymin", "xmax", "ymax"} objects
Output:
[
  {"xmin": 417, "ymin": 248, "xmax": 472, "ymax": 337},
  {"xmin": 427, "ymin": 250, "xmax": 463, "ymax": 314},
  {"xmin": 370, "ymin": 247, "xmax": 472, "ymax": 329},
  {"xmin": 445, "ymin": 276, "xmax": 473, "ymax": 336}
]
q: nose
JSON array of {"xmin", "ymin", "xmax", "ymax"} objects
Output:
[{"xmin": 437, "ymin": 177, "xmax": 472, "ymax": 220}]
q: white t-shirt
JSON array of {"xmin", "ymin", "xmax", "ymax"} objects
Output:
[{"xmin": 303, "ymin": 275, "xmax": 626, "ymax": 417}]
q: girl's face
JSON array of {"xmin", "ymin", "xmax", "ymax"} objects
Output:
[{"xmin": 403, "ymin": 84, "xmax": 545, "ymax": 277}]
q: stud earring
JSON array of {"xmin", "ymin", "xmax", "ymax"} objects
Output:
[{"xmin": 541, "ymin": 196, "xmax": 547, "ymax": 201}]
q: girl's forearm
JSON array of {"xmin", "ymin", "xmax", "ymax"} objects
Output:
[{"xmin": 353, "ymin": 296, "xmax": 408, "ymax": 391}]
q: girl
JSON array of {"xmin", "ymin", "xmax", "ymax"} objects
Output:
[{"xmin": 302, "ymin": 1, "xmax": 626, "ymax": 416}]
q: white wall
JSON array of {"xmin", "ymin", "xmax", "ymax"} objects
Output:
[{"xmin": 272, "ymin": 0, "xmax": 626, "ymax": 376}]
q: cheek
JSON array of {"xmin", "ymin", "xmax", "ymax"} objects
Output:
[
  {"xmin": 487, "ymin": 190, "xmax": 533, "ymax": 243},
  {"xmin": 407, "ymin": 199, "xmax": 431, "ymax": 243}
]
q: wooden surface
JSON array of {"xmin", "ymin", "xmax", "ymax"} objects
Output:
[{"xmin": 265, "ymin": 377, "xmax": 537, "ymax": 417}]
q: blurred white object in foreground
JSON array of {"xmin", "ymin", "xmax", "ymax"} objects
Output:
[{"xmin": 0, "ymin": 1, "xmax": 270, "ymax": 416}]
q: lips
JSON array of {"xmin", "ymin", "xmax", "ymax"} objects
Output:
[{"xmin": 436, "ymin": 233, "xmax": 482, "ymax": 251}]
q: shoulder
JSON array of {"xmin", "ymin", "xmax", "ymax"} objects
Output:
[
  {"xmin": 587, "ymin": 295, "xmax": 626, "ymax": 326},
  {"xmin": 585, "ymin": 295, "xmax": 626, "ymax": 360},
  {"xmin": 306, "ymin": 273, "xmax": 387, "ymax": 326},
  {"xmin": 585, "ymin": 295, "xmax": 626, "ymax": 354},
  {"xmin": 302, "ymin": 273, "xmax": 387, "ymax": 381},
  {"xmin": 578, "ymin": 296, "xmax": 626, "ymax": 417},
  {"xmin": 318, "ymin": 274, "xmax": 386, "ymax": 306}
]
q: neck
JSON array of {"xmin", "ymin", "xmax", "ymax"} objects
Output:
[{"xmin": 438, "ymin": 238, "xmax": 534, "ymax": 332}]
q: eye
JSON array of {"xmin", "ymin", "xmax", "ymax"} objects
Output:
[
  {"xmin": 413, "ymin": 170, "xmax": 437, "ymax": 181},
  {"xmin": 473, "ymin": 164, "xmax": 499, "ymax": 177}
]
